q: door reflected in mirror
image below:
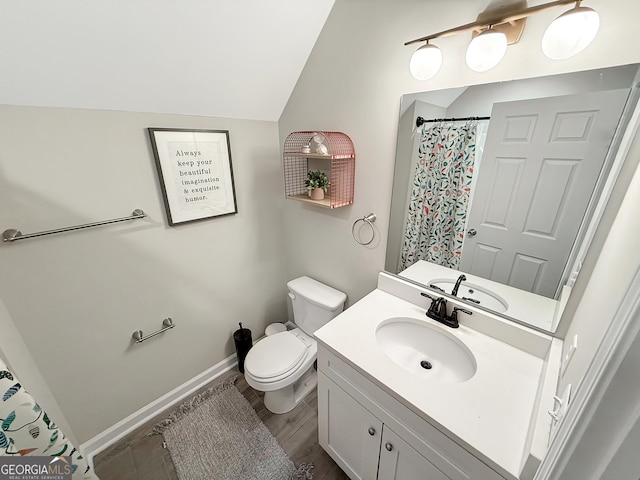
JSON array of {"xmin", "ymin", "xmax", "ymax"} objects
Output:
[{"xmin": 386, "ymin": 64, "xmax": 640, "ymax": 333}]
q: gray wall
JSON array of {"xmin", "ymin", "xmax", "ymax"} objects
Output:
[
  {"xmin": 0, "ymin": 106, "xmax": 288, "ymax": 442},
  {"xmin": 279, "ymin": 0, "xmax": 640, "ymax": 307}
]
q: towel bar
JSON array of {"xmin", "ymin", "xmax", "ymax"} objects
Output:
[
  {"xmin": 132, "ymin": 318, "xmax": 175, "ymax": 343},
  {"xmin": 3, "ymin": 209, "xmax": 146, "ymax": 242}
]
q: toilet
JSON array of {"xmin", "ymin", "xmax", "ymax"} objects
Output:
[{"xmin": 243, "ymin": 276, "xmax": 346, "ymax": 414}]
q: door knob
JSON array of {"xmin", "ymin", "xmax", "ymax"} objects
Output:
[
  {"xmin": 368, "ymin": 427, "xmax": 376, "ymax": 436},
  {"xmin": 385, "ymin": 443, "xmax": 393, "ymax": 451},
  {"xmin": 467, "ymin": 228, "xmax": 477, "ymax": 237}
]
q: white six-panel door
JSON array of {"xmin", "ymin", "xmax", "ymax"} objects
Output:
[{"xmin": 459, "ymin": 89, "xmax": 629, "ymax": 298}]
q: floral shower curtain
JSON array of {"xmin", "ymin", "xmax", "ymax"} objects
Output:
[
  {"xmin": 400, "ymin": 121, "xmax": 477, "ymax": 271},
  {"xmin": 0, "ymin": 358, "xmax": 98, "ymax": 479}
]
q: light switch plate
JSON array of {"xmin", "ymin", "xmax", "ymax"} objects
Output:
[{"xmin": 561, "ymin": 334, "xmax": 578, "ymax": 377}]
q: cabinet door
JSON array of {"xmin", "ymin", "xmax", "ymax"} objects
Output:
[
  {"xmin": 378, "ymin": 426, "xmax": 451, "ymax": 480},
  {"xmin": 318, "ymin": 373, "xmax": 382, "ymax": 480}
]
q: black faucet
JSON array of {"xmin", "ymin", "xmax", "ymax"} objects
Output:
[
  {"xmin": 420, "ymin": 292, "xmax": 473, "ymax": 328},
  {"xmin": 448, "ymin": 307, "xmax": 473, "ymax": 328},
  {"xmin": 451, "ymin": 274, "xmax": 467, "ymax": 297}
]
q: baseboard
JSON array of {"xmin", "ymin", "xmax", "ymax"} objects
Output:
[{"xmin": 81, "ymin": 353, "xmax": 238, "ymax": 463}]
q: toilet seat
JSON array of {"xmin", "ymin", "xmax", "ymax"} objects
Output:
[
  {"xmin": 243, "ymin": 276, "xmax": 345, "ymax": 414},
  {"xmin": 245, "ymin": 332, "xmax": 309, "ymax": 381}
]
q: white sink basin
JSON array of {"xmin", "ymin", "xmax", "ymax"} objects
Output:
[
  {"xmin": 429, "ymin": 278, "xmax": 509, "ymax": 313},
  {"xmin": 375, "ymin": 317, "xmax": 477, "ymax": 383}
]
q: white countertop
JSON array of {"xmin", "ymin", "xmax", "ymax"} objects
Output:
[{"xmin": 315, "ymin": 288, "xmax": 546, "ymax": 480}]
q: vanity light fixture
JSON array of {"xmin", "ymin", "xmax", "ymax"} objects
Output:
[
  {"xmin": 465, "ymin": 27, "xmax": 508, "ymax": 73},
  {"xmin": 406, "ymin": 0, "xmax": 600, "ymax": 80},
  {"xmin": 541, "ymin": 2, "xmax": 600, "ymax": 59},
  {"xmin": 409, "ymin": 41, "xmax": 443, "ymax": 80}
]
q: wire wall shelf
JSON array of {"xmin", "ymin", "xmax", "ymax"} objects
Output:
[{"xmin": 283, "ymin": 131, "xmax": 355, "ymax": 209}]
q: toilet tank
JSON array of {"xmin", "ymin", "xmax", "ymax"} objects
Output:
[{"xmin": 287, "ymin": 276, "xmax": 346, "ymax": 335}]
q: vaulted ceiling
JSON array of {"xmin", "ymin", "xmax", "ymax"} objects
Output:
[{"xmin": 0, "ymin": 0, "xmax": 335, "ymax": 121}]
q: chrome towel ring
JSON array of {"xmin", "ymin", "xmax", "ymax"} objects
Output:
[{"xmin": 352, "ymin": 213, "xmax": 376, "ymax": 245}]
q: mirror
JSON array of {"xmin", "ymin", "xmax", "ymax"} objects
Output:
[{"xmin": 386, "ymin": 64, "xmax": 640, "ymax": 333}]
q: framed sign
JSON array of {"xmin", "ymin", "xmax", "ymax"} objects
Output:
[{"xmin": 148, "ymin": 128, "xmax": 238, "ymax": 225}]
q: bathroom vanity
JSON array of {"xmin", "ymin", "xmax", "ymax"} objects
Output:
[{"xmin": 315, "ymin": 272, "xmax": 562, "ymax": 480}]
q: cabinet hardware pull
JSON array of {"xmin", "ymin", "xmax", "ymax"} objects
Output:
[
  {"xmin": 385, "ymin": 443, "xmax": 393, "ymax": 451},
  {"xmin": 368, "ymin": 427, "xmax": 376, "ymax": 436}
]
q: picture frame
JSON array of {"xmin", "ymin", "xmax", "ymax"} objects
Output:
[{"xmin": 148, "ymin": 128, "xmax": 238, "ymax": 225}]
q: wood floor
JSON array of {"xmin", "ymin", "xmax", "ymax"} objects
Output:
[{"xmin": 93, "ymin": 368, "xmax": 349, "ymax": 480}]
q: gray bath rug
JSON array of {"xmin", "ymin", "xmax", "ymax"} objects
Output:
[{"xmin": 151, "ymin": 376, "xmax": 313, "ymax": 480}]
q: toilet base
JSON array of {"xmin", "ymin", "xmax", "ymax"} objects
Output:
[{"xmin": 263, "ymin": 368, "xmax": 317, "ymax": 414}]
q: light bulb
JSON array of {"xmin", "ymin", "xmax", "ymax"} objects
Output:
[
  {"xmin": 410, "ymin": 43, "xmax": 442, "ymax": 80},
  {"xmin": 542, "ymin": 6, "xmax": 600, "ymax": 60},
  {"xmin": 466, "ymin": 29, "xmax": 507, "ymax": 72}
]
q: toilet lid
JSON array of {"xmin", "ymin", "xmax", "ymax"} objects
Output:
[{"xmin": 247, "ymin": 333, "xmax": 308, "ymax": 379}]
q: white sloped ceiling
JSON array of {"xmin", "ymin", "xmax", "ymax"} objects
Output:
[{"xmin": 0, "ymin": 0, "xmax": 335, "ymax": 121}]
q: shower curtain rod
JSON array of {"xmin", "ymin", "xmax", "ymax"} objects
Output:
[{"xmin": 416, "ymin": 115, "xmax": 490, "ymax": 128}]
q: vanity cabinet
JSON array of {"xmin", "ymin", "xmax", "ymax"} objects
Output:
[
  {"xmin": 319, "ymin": 373, "xmax": 449, "ymax": 480},
  {"xmin": 282, "ymin": 131, "xmax": 355, "ymax": 209},
  {"xmin": 318, "ymin": 374, "xmax": 381, "ymax": 479},
  {"xmin": 379, "ymin": 426, "xmax": 450, "ymax": 480},
  {"xmin": 317, "ymin": 345, "xmax": 506, "ymax": 480}
]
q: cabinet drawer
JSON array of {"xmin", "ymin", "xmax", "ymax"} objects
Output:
[{"xmin": 318, "ymin": 346, "xmax": 506, "ymax": 480}]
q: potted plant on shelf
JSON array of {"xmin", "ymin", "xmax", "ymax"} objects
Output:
[{"xmin": 305, "ymin": 170, "xmax": 330, "ymax": 201}]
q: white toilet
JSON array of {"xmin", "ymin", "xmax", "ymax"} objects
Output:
[{"xmin": 243, "ymin": 276, "xmax": 346, "ymax": 414}]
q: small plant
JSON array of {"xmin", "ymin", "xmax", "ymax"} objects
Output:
[{"xmin": 305, "ymin": 170, "xmax": 330, "ymax": 192}]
